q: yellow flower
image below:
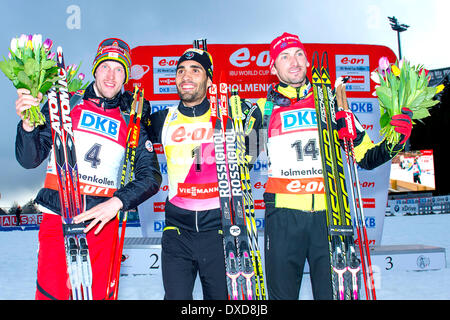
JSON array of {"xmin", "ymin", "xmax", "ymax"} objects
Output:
[
  {"xmin": 436, "ymin": 84, "xmax": 445, "ymax": 94},
  {"xmin": 391, "ymin": 64, "xmax": 401, "ymax": 77}
]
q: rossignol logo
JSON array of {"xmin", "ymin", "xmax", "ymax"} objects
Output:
[
  {"xmin": 213, "ymin": 130, "xmax": 230, "ymax": 199},
  {"xmin": 79, "ymin": 110, "xmax": 121, "ymax": 140},
  {"xmin": 230, "ymin": 225, "xmax": 241, "ymax": 237},
  {"xmin": 281, "ymin": 108, "xmax": 317, "ymax": 132},
  {"xmin": 224, "ymin": 130, "xmax": 242, "ymax": 197}
]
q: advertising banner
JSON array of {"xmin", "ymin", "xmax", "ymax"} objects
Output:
[
  {"xmin": 0, "ymin": 213, "xmax": 43, "ymax": 231},
  {"xmin": 126, "ymin": 42, "xmax": 397, "ymax": 246}
]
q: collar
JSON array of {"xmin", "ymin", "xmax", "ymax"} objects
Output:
[
  {"xmin": 178, "ymin": 97, "xmax": 210, "ymax": 117},
  {"xmin": 83, "ymin": 81, "xmax": 124, "ymax": 110},
  {"xmin": 267, "ymin": 79, "xmax": 312, "ymax": 107},
  {"xmin": 276, "ymin": 79, "xmax": 311, "ymax": 100}
]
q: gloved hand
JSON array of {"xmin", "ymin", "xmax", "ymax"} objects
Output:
[
  {"xmin": 336, "ymin": 109, "xmax": 357, "ymax": 141},
  {"xmin": 390, "ymin": 108, "xmax": 413, "ymax": 144}
]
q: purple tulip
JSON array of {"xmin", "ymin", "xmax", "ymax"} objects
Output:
[
  {"xmin": 78, "ymin": 73, "xmax": 85, "ymax": 80},
  {"xmin": 43, "ymin": 38, "xmax": 53, "ymax": 51}
]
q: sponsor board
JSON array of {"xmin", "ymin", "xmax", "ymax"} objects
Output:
[{"xmin": 129, "ymin": 42, "xmax": 396, "ymax": 245}]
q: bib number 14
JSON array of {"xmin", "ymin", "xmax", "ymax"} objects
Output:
[{"xmin": 291, "ymin": 138, "xmax": 320, "ymax": 162}]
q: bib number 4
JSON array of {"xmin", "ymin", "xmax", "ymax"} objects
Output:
[{"xmin": 84, "ymin": 143, "xmax": 102, "ymax": 168}]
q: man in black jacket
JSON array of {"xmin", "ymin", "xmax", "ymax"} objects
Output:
[
  {"xmin": 146, "ymin": 48, "xmax": 261, "ymax": 299},
  {"xmin": 14, "ymin": 38, "xmax": 161, "ymax": 300}
]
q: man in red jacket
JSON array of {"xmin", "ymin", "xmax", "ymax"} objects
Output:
[
  {"xmin": 258, "ymin": 32, "xmax": 413, "ymax": 299},
  {"xmin": 14, "ymin": 38, "xmax": 161, "ymax": 300}
]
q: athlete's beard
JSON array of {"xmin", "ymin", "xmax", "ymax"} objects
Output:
[
  {"xmin": 279, "ymin": 69, "xmax": 307, "ymax": 88},
  {"xmin": 177, "ymin": 81, "xmax": 208, "ymax": 105}
]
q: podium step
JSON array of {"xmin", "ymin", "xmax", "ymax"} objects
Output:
[{"xmin": 121, "ymin": 238, "xmax": 447, "ymax": 275}]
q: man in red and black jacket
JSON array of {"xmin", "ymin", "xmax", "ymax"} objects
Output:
[
  {"xmin": 14, "ymin": 38, "xmax": 161, "ymax": 300},
  {"xmin": 258, "ymin": 32, "xmax": 413, "ymax": 300}
]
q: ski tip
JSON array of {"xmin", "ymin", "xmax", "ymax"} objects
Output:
[
  {"xmin": 321, "ymin": 51, "xmax": 329, "ymax": 70},
  {"xmin": 312, "ymin": 51, "xmax": 320, "ymax": 67},
  {"xmin": 219, "ymin": 71, "xmax": 227, "ymax": 85}
]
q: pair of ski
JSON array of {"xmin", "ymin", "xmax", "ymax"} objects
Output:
[
  {"xmin": 48, "ymin": 46, "xmax": 144, "ymax": 300},
  {"xmin": 47, "ymin": 46, "xmax": 92, "ymax": 300},
  {"xmin": 208, "ymin": 82, "xmax": 266, "ymax": 300},
  {"xmin": 311, "ymin": 51, "xmax": 376, "ymax": 300},
  {"xmin": 105, "ymin": 86, "xmax": 144, "ymax": 300}
]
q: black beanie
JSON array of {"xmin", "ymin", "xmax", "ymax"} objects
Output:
[{"xmin": 176, "ymin": 48, "xmax": 213, "ymax": 80}]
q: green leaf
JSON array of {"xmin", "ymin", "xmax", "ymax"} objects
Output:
[
  {"xmin": 409, "ymin": 68, "xmax": 418, "ymax": 95},
  {"xmin": 0, "ymin": 60, "xmax": 15, "ymax": 80},
  {"xmin": 417, "ymin": 99, "xmax": 439, "ymax": 111},
  {"xmin": 412, "ymin": 108, "xmax": 430, "ymax": 120},
  {"xmin": 398, "ymin": 74, "xmax": 405, "ymax": 110},
  {"xmin": 68, "ymin": 78, "xmax": 81, "ymax": 92},
  {"xmin": 409, "ymin": 90, "xmax": 427, "ymax": 109},
  {"xmin": 24, "ymin": 59, "xmax": 39, "ymax": 76},
  {"xmin": 17, "ymin": 71, "xmax": 32, "ymax": 90},
  {"xmin": 379, "ymin": 112, "xmax": 391, "ymax": 128},
  {"xmin": 376, "ymin": 86, "xmax": 392, "ymax": 110},
  {"xmin": 39, "ymin": 80, "xmax": 54, "ymax": 94},
  {"xmin": 23, "ymin": 47, "xmax": 33, "ymax": 60},
  {"xmin": 10, "ymin": 59, "xmax": 23, "ymax": 74},
  {"xmin": 424, "ymin": 86, "xmax": 437, "ymax": 100},
  {"xmin": 41, "ymin": 59, "xmax": 56, "ymax": 70},
  {"xmin": 43, "ymin": 66, "xmax": 59, "ymax": 80}
]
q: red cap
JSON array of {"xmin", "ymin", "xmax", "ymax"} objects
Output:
[{"xmin": 269, "ymin": 32, "xmax": 307, "ymax": 70}]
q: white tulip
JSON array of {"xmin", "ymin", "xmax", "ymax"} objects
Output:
[
  {"xmin": 32, "ymin": 34, "xmax": 42, "ymax": 50},
  {"xmin": 370, "ymin": 71, "xmax": 381, "ymax": 84},
  {"xmin": 18, "ymin": 34, "xmax": 27, "ymax": 48},
  {"xmin": 10, "ymin": 37, "xmax": 18, "ymax": 53}
]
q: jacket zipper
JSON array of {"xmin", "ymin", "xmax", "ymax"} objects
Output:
[
  {"xmin": 195, "ymin": 211, "xmax": 199, "ymax": 232},
  {"xmin": 193, "ymin": 105, "xmax": 199, "ymax": 232}
]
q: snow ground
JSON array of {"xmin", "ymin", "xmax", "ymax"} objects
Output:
[{"xmin": 0, "ymin": 213, "xmax": 449, "ymax": 300}]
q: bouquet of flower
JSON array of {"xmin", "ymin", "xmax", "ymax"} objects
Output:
[
  {"xmin": 371, "ymin": 57, "xmax": 444, "ymax": 148},
  {"xmin": 0, "ymin": 34, "xmax": 89, "ymax": 127},
  {"xmin": 0, "ymin": 34, "xmax": 59, "ymax": 126}
]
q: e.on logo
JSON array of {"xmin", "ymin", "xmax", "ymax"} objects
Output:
[
  {"xmin": 158, "ymin": 58, "xmax": 178, "ymax": 67},
  {"xmin": 340, "ymin": 56, "xmax": 365, "ymax": 65},
  {"xmin": 229, "ymin": 48, "xmax": 270, "ymax": 67}
]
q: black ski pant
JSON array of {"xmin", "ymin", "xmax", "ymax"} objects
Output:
[
  {"xmin": 161, "ymin": 227, "xmax": 227, "ymax": 300},
  {"xmin": 264, "ymin": 205, "xmax": 333, "ymax": 300}
]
